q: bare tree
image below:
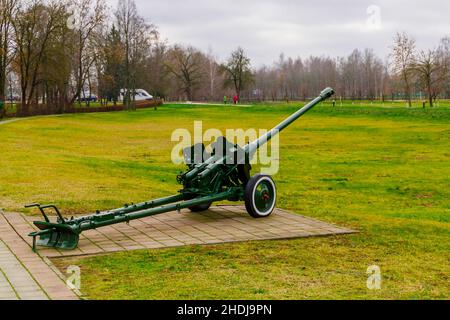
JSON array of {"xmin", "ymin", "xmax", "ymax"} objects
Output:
[
  {"xmin": 12, "ymin": 0, "xmax": 66, "ymax": 114},
  {"xmin": 144, "ymin": 40, "xmax": 169, "ymax": 98},
  {"xmin": 165, "ymin": 45, "xmax": 205, "ymax": 101},
  {"xmin": 250, "ymin": 48, "xmax": 392, "ymax": 103},
  {"xmin": 391, "ymin": 32, "xmax": 416, "ymax": 107},
  {"xmin": 0, "ymin": 0, "xmax": 18, "ymax": 102},
  {"xmin": 275, "ymin": 54, "xmax": 289, "ymax": 101},
  {"xmin": 413, "ymin": 47, "xmax": 449, "ymax": 107},
  {"xmin": 206, "ymin": 47, "xmax": 219, "ymax": 100},
  {"xmin": 436, "ymin": 37, "xmax": 450, "ymax": 100},
  {"xmin": 97, "ymin": 25, "xmax": 124, "ymax": 105},
  {"xmin": 115, "ymin": 0, "xmax": 156, "ymax": 109},
  {"xmin": 254, "ymin": 65, "xmax": 275, "ymax": 101},
  {"xmin": 67, "ymin": 0, "xmax": 106, "ymax": 105},
  {"xmin": 221, "ymin": 47, "xmax": 253, "ymax": 99},
  {"xmin": 115, "ymin": 0, "xmax": 135, "ymax": 109},
  {"xmin": 39, "ymin": 13, "xmax": 73, "ymax": 112},
  {"xmin": 338, "ymin": 49, "xmax": 363, "ymax": 100}
]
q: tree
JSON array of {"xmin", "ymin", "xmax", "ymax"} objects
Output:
[
  {"xmin": 221, "ymin": 47, "xmax": 253, "ymax": 99},
  {"xmin": 115, "ymin": 0, "xmax": 135, "ymax": 109},
  {"xmin": 98, "ymin": 25, "xmax": 124, "ymax": 105},
  {"xmin": 39, "ymin": 11, "xmax": 73, "ymax": 112},
  {"xmin": 413, "ymin": 47, "xmax": 449, "ymax": 107},
  {"xmin": 436, "ymin": 37, "xmax": 450, "ymax": 100},
  {"xmin": 206, "ymin": 47, "xmax": 219, "ymax": 100},
  {"xmin": 67, "ymin": 0, "xmax": 106, "ymax": 105},
  {"xmin": 165, "ymin": 45, "xmax": 205, "ymax": 101},
  {"xmin": 0, "ymin": 0, "xmax": 18, "ymax": 102},
  {"xmin": 342, "ymin": 49, "xmax": 363, "ymax": 100},
  {"xmin": 115, "ymin": 0, "xmax": 156, "ymax": 109},
  {"xmin": 254, "ymin": 65, "xmax": 275, "ymax": 101},
  {"xmin": 12, "ymin": 0, "xmax": 66, "ymax": 114},
  {"xmin": 145, "ymin": 40, "xmax": 169, "ymax": 98},
  {"xmin": 391, "ymin": 32, "xmax": 416, "ymax": 107}
]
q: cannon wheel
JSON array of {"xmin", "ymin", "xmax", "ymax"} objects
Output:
[
  {"xmin": 245, "ymin": 174, "xmax": 276, "ymax": 218},
  {"xmin": 188, "ymin": 202, "xmax": 212, "ymax": 212}
]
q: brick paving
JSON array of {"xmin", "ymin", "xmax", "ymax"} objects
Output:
[
  {"xmin": 5, "ymin": 205, "xmax": 356, "ymax": 258},
  {"xmin": 0, "ymin": 211, "xmax": 79, "ymax": 300},
  {"xmin": 0, "ymin": 240, "xmax": 48, "ymax": 300},
  {"xmin": 0, "ymin": 206, "xmax": 355, "ymax": 300}
]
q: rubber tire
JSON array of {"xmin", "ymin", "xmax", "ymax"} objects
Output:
[
  {"xmin": 188, "ymin": 202, "xmax": 212, "ymax": 212},
  {"xmin": 245, "ymin": 174, "xmax": 276, "ymax": 218}
]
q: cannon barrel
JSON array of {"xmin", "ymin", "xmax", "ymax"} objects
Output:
[
  {"xmin": 245, "ymin": 87, "xmax": 334, "ymax": 156},
  {"xmin": 185, "ymin": 87, "xmax": 334, "ymax": 182}
]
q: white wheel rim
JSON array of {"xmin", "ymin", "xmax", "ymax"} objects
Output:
[{"xmin": 252, "ymin": 177, "xmax": 276, "ymax": 216}]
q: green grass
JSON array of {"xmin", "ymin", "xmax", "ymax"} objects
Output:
[{"xmin": 1, "ymin": 101, "xmax": 449, "ymax": 299}]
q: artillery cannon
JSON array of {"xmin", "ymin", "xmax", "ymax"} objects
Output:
[{"xmin": 27, "ymin": 88, "xmax": 335, "ymax": 251}]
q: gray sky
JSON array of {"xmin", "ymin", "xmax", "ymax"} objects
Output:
[{"xmin": 109, "ymin": 0, "xmax": 450, "ymax": 66}]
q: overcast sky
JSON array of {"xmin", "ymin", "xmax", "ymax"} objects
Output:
[{"xmin": 108, "ymin": 0, "xmax": 450, "ymax": 67}]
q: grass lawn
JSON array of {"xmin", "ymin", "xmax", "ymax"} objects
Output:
[{"xmin": 0, "ymin": 102, "xmax": 449, "ymax": 299}]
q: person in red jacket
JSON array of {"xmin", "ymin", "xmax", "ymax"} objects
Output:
[{"xmin": 233, "ymin": 95, "xmax": 238, "ymax": 105}]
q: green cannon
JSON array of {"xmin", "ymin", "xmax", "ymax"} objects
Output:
[{"xmin": 27, "ymin": 88, "xmax": 335, "ymax": 251}]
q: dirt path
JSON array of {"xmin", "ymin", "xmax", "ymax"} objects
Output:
[
  {"xmin": 0, "ymin": 118, "xmax": 23, "ymax": 126},
  {"xmin": 0, "ymin": 115, "xmax": 66, "ymax": 126}
]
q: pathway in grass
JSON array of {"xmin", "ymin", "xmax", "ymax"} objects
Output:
[{"xmin": 0, "ymin": 118, "xmax": 25, "ymax": 126}]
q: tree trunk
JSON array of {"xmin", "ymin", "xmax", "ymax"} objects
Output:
[
  {"xmin": 403, "ymin": 73, "xmax": 412, "ymax": 107},
  {"xmin": 186, "ymin": 85, "xmax": 192, "ymax": 101},
  {"xmin": 428, "ymin": 85, "xmax": 433, "ymax": 108},
  {"xmin": 405, "ymin": 83, "xmax": 412, "ymax": 107},
  {"xmin": 0, "ymin": 32, "xmax": 7, "ymax": 103},
  {"xmin": 0, "ymin": 68, "xmax": 5, "ymax": 103}
]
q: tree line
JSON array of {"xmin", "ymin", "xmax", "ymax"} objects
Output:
[
  {"xmin": 254, "ymin": 34, "xmax": 449, "ymax": 106},
  {"xmin": 0, "ymin": 0, "xmax": 449, "ymax": 117}
]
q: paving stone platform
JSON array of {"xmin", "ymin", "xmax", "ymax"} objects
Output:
[
  {"xmin": 0, "ymin": 212, "xmax": 79, "ymax": 300},
  {"xmin": 4, "ymin": 206, "xmax": 356, "ymax": 259}
]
